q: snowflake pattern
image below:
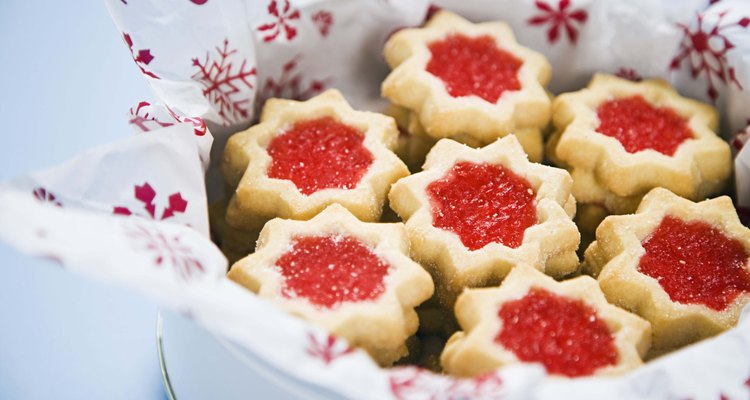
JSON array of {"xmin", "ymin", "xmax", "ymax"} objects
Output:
[
  {"xmin": 255, "ymin": 56, "xmax": 327, "ymax": 116},
  {"xmin": 311, "ymin": 10, "xmax": 333, "ymax": 37},
  {"xmin": 128, "ymin": 101, "xmax": 173, "ymax": 131},
  {"xmin": 167, "ymin": 106, "xmax": 208, "ymax": 136},
  {"xmin": 123, "ymin": 33, "xmax": 159, "ymax": 79},
  {"xmin": 128, "ymin": 101, "xmax": 207, "ymax": 136},
  {"xmin": 113, "ymin": 182, "xmax": 188, "ymax": 221},
  {"xmin": 125, "ymin": 222, "xmax": 205, "ymax": 280},
  {"xmin": 425, "ymin": 4, "xmax": 443, "ymax": 23},
  {"xmin": 389, "ymin": 367, "xmax": 505, "ymax": 400},
  {"xmin": 257, "ymin": 0, "xmax": 301, "ymax": 43},
  {"xmin": 33, "ymin": 187, "xmax": 62, "ymax": 207},
  {"xmin": 670, "ymin": 11, "xmax": 750, "ymax": 102},
  {"xmin": 305, "ymin": 331, "xmax": 354, "ymax": 365},
  {"xmin": 527, "ymin": 0, "xmax": 588, "ymax": 45},
  {"xmin": 192, "ymin": 39, "xmax": 256, "ymax": 126},
  {"xmin": 731, "ymin": 119, "xmax": 750, "ymax": 152},
  {"xmin": 615, "ymin": 67, "xmax": 643, "ymax": 82}
]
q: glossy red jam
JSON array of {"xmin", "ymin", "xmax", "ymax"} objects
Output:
[
  {"xmin": 496, "ymin": 287, "xmax": 618, "ymax": 377},
  {"xmin": 426, "ymin": 34, "xmax": 522, "ymax": 103},
  {"xmin": 275, "ymin": 235, "xmax": 389, "ymax": 308},
  {"xmin": 426, "ymin": 162, "xmax": 536, "ymax": 250},
  {"xmin": 596, "ymin": 95, "xmax": 692, "ymax": 156},
  {"xmin": 638, "ymin": 215, "xmax": 750, "ymax": 311},
  {"xmin": 267, "ymin": 117, "xmax": 373, "ymax": 195}
]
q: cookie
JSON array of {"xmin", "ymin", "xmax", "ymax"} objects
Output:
[
  {"xmin": 221, "ymin": 89, "xmax": 409, "ymax": 230},
  {"xmin": 441, "ymin": 266, "xmax": 650, "ymax": 377},
  {"xmin": 227, "ymin": 204, "xmax": 434, "ymax": 365},
  {"xmin": 584, "ymin": 188, "xmax": 750, "ymax": 352}
]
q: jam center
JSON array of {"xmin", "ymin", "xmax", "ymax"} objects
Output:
[
  {"xmin": 267, "ymin": 116, "xmax": 374, "ymax": 195},
  {"xmin": 275, "ymin": 235, "xmax": 390, "ymax": 309},
  {"xmin": 426, "ymin": 161, "xmax": 536, "ymax": 250},
  {"xmin": 638, "ymin": 215, "xmax": 750, "ymax": 311},
  {"xmin": 496, "ymin": 287, "xmax": 618, "ymax": 377},
  {"xmin": 596, "ymin": 95, "xmax": 692, "ymax": 156},
  {"xmin": 426, "ymin": 34, "xmax": 522, "ymax": 103}
]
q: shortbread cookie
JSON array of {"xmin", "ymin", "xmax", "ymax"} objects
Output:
[
  {"xmin": 584, "ymin": 188, "xmax": 750, "ymax": 352},
  {"xmin": 547, "ymin": 74, "xmax": 731, "ymax": 229},
  {"xmin": 221, "ymin": 89, "xmax": 409, "ymax": 230},
  {"xmin": 441, "ymin": 266, "xmax": 650, "ymax": 378},
  {"xmin": 227, "ymin": 204, "xmax": 434, "ymax": 366},
  {"xmin": 382, "ymin": 11, "xmax": 551, "ymax": 145},
  {"xmin": 208, "ymin": 200, "xmax": 259, "ymax": 264},
  {"xmin": 389, "ymin": 136, "xmax": 579, "ymax": 306}
]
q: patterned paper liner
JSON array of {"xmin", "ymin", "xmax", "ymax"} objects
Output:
[{"xmin": 1, "ymin": 0, "xmax": 750, "ymax": 398}]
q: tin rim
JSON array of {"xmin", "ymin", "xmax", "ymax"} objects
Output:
[{"xmin": 156, "ymin": 312, "xmax": 178, "ymax": 400}]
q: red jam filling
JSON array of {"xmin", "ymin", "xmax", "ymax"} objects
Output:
[
  {"xmin": 596, "ymin": 95, "xmax": 693, "ymax": 156},
  {"xmin": 267, "ymin": 116, "xmax": 373, "ymax": 195},
  {"xmin": 426, "ymin": 162, "xmax": 536, "ymax": 250},
  {"xmin": 496, "ymin": 287, "xmax": 618, "ymax": 377},
  {"xmin": 275, "ymin": 235, "xmax": 390, "ymax": 309},
  {"xmin": 426, "ymin": 34, "xmax": 522, "ymax": 103},
  {"xmin": 638, "ymin": 215, "xmax": 750, "ymax": 311}
]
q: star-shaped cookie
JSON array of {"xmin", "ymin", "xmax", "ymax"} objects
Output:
[
  {"xmin": 441, "ymin": 266, "xmax": 650, "ymax": 378},
  {"xmin": 221, "ymin": 89, "xmax": 409, "ymax": 230},
  {"xmin": 547, "ymin": 74, "xmax": 731, "ymax": 229},
  {"xmin": 583, "ymin": 188, "xmax": 750, "ymax": 353},
  {"xmin": 388, "ymin": 135, "xmax": 579, "ymax": 307},
  {"xmin": 227, "ymin": 204, "xmax": 434, "ymax": 366},
  {"xmin": 382, "ymin": 11, "xmax": 551, "ymax": 146}
]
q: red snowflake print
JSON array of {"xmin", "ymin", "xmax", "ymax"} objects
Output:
[
  {"xmin": 670, "ymin": 11, "xmax": 750, "ymax": 102},
  {"xmin": 33, "ymin": 228, "xmax": 65, "ymax": 266},
  {"xmin": 311, "ymin": 10, "xmax": 333, "ymax": 37},
  {"xmin": 128, "ymin": 101, "xmax": 208, "ymax": 136},
  {"xmin": 731, "ymin": 119, "xmax": 750, "ymax": 152},
  {"xmin": 256, "ymin": 56, "xmax": 327, "ymax": 116},
  {"xmin": 528, "ymin": 0, "xmax": 588, "ymax": 45},
  {"xmin": 425, "ymin": 4, "xmax": 443, "ymax": 23},
  {"xmin": 125, "ymin": 222, "xmax": 205, "ymax": 280},
  {"xmin": 615, "ymin": 67, "xmax": 643, "ymax": 82},
  {"xmin": 389, "ymin": 367, "xmax": 505, "ymax": 400},
  {"xmin": 305, "ymin": 331, "xmax": 353, "ymax": 365},
  {"xmin": 128, "ymin": 101, "xmax": 173, "ymax": 131},
  {"xmin": 192, "ymin": 39, "xmax": 256, "ymax": 126},
  {"xmin": 33, "ymin": 187, "xmax": 62, "ymax": 207},
  {"xmin": 165, "ymin": 106, "xmax": 208, "ymax": 136},
  {"xmin": 113, "ymin": 182, "xmax": 188, "ymax": 221},
  {"xmin": 257, "ymin": 0, "xmax": 301, "ymax": 43},
  {"xmin": 123, "ymin": 33, "xmax": 159, "ymax": 79}
]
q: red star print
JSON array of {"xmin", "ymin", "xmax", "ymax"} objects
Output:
[
  {"xmin": 670, "ymin": 11, "xmax": 749, "ymax": 102},
  {"xmin": 528, "ymin": 0, "xmax": 588, "ymax": 45},
  {"xmin": 257, "ymin": 0, "xmax": 301, "ymax": 42}
]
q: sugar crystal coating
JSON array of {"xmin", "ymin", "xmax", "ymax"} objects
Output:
[
  {"xmin": 268, "ymin": 116, "xmax": 373, "ymax": 195},
  {"xmin": 275, "ymin": 235, "xmax": 390, "ymax": 308},
  {"xmin": 496, "ymin": 287, "xmax": 618, "ymax": 377}
]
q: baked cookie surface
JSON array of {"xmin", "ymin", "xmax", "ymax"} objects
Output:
[
  {"xmin": 389, "ymin": 136, "xmax": 579, "ymax": 306},
  {"xmin": 441, "ymin": 266, "xmax": 650, "ymax": 378},
  {"xmin": 221, "ymin": 89, "xmax": 409, "ymax": 230},
  {"xmin": 583, "ymin": 188, "xmax": 750, "ymax": 352},
  {"xmin": 227, "ymin": 204, "xmax": 434, "ymax": 365},
  {"xmin": 547, "ymin": 74, "xmax": 731, "ymax": 225},
  {"xmin": 381, "ymin": 11, "xmax": 551, "ymax": 146}
]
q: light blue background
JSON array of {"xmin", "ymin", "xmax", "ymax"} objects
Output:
[{"xmin": 0, "ymin": 1, "xmax": 166, "ymax": 399}]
